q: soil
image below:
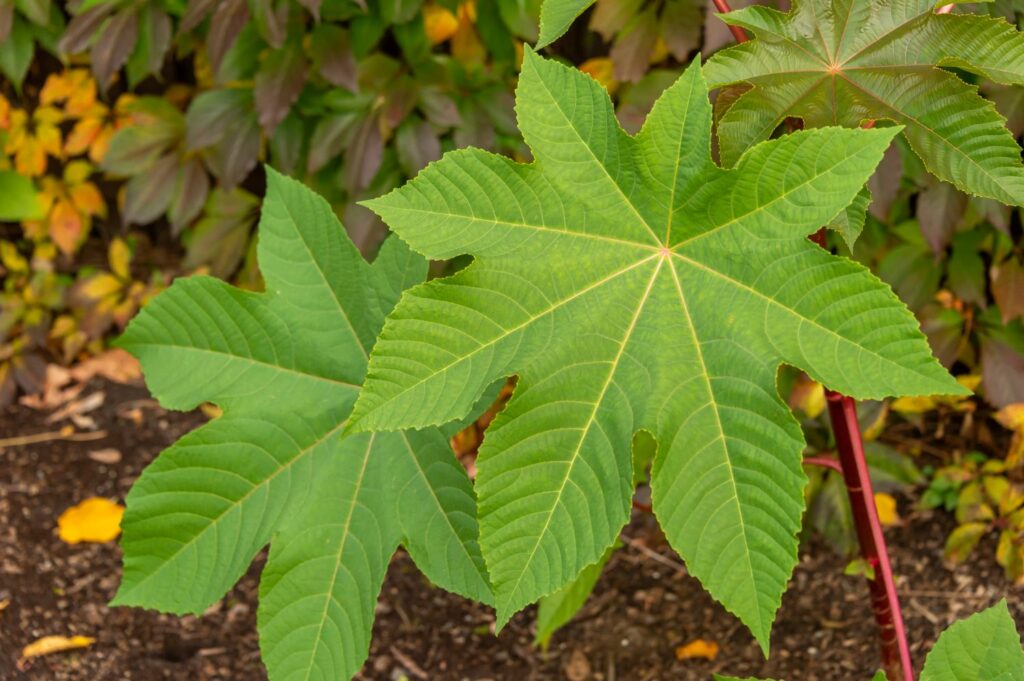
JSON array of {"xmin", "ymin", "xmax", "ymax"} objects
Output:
[{"xmin": 1, "ymin": 380, "xmax": 1021, "ymax": 680}]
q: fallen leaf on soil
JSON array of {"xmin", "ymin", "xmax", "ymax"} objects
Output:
[
  {"xmin": 19, "ymin": 635, "xmax": 95, "ymax": 663},
  {"xmin": 18, "ymin": 365, "xmax": 83, "ymax": 409},
  {"xmin": 68, "ymin": 348, "xmax": 141, "ymax": 384},
  {"xmin": 88, "ymin": 448, "xmax": 122, "ymax": 464},
  {"xmin": 675, "ymin": 638, "xmax": 719, "ymax": 661},
  {"xmin": 0, "ymin": 598, "xmax": 9, "ymax": 612},
  {"xmin": 57, "ymin": 497, "xmax": 124, "ymax": 544},
  {"xmin": 875, "ymin": 493, "xmax": 900, "ymax": 526},
  {"xmin": 46, "ymin": 391, "xmax": 105, "ymax": 424},
  {"xmin": 564, "ymin": 649, "xmax": 591, "ymax": 681}
]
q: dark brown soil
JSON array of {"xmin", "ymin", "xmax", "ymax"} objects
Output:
[{"xmin": 1, "ymin": 380, "xmax": 1021, "ymax": 680}]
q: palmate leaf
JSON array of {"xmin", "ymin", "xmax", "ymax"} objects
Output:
[
  {"xmin": 704, "ymin": 0, "xmax": 1024, "ymax": 211},
  {"xmin": 715, "ymin": 600, "xmax": 1024, "ymax": 680},
  {"xmin": 113, "ymin": 168, "xmax": 490, "ymax": 680},
  {"xmin": 352, "ymin": 49, "xmax": 964, "ymax": 649}
]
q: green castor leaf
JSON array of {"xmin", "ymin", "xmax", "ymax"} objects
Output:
[
  {"xmin": 113, "ymin": 167, "xmax": 491, "ymax": 680},
  {"xmin": 353, "ymin": 50, "xmax": 964, "ymax": 650},
  {"xmin": 705, "ymin": 0, "xmax": 1024, "ymax": 209}
]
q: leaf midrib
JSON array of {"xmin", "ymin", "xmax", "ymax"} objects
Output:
[
  {"xmin": 671, "ymin": 250, "xmax": 944, "ymax": 390},
  {"xmin": 122, "ymin": 341, "xmax": 360, "ymax": 391},
  {"xmin": 300, "ymin": 432, "xmax": 376, "ymax": 681},
  {"xmin": 496, "ymin": 258, "xmax": 664, "ymax": 617},
  {"xmin": 276, "ymin": 195, "xmax": 371, "ymax": 361},
  {"xmin": 397, "ymin": 431, "xmax": 490, "ymax": 600},
  {"xmin": 119, "ymin": 420, "xmax": 349, "ymax": 607},
  {"xmin": 664, "ymin": 260, "xmax": 764, "ymax": 637}
]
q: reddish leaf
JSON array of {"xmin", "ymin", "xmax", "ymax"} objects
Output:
[
  {"xmin": 309, "ymin": 24, "xmax": 357, "ymax": 90},
  {"xmin": 59, "ymin": 4, "xmax": 115, "ymax": 55},
  {"xmin": 180, "ymin": 0, "xmax": 219, "ymax": 33},
  {"xmin": 251, "ymin": 0, "xmax": 290, "ymax": 49},
  {"xmin": 307, "ymin": 112, "xmax": 358, "ymax": 174},
  {"xmin": 396, "ymin": 118, "xmax": 442, "ymax": 176},
  {"xmin": 168, "ymin": 158, "xmax": 210, "ymax": 235},
  {"xmin": 91, "ymin": 8, "xmax": 139, "ymax": 89},
  {"xmin": 867, "ymin": 143, "xmax": 902, "ymax": 221},
  {"xmin": 253, "ymin": 42, "xmax": 308, "ymax": 134},
  {"xmin": 918, "ymin": 181, "xmax": 967, "ymax": 255},
  {"xmin": 590, "ymin": 0, "xmax": 642, "ymax": 41},
  {"xmin": 420, "ymin": 87, "xmax": 461, "ymax": 127},
  {"xmin": 982, "ymin": 338, "xmax": 1024, "ymax": 408},
  {"xmin": 205, "ymin": 113, "xmax": 260, "ymax": 188},
  {"xmin": 920, "ymin": 306, "xmax": 964, "ymax": 368},
  {"xmin": 102, "ymin": 124, "xmax": 178, "ymax": 176},
  {"xmin": 344, "ymin": 115, "xmax": 384, "ymax": 193},
  {"xmin": 183, "ymin": 188, "xmax": 258, "ymax": 277},
  {"xmin": 986, "ymin": 83, "xmax": 1024, "ymax": 138},
  {"xmin": 993, "ymin": 258, "xmax": 1024, "ymax": 324},
  {"xmin": 0, "ymin": 1, "xmax": 14, "ymax": 43},
  {"xmin": 661, "ymin": 0, "xmax": 702, "ymax": 61},
  {"xmin": 207, "ymin": 0, "xmax": 249, "ymax": 73},
  {"xmin": 184, "ymin": 89, "xmax": 250, "ymax": 151},
  {"xmin": 610, "ymin": 7, "xmax": 657, "ymax": 83},
  {"xmin": 123, "ymin": 153, "xmax": 178, "ymax": 226}
]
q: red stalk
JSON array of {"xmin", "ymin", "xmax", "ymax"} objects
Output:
[
  {"xmin": 825, "ymin": 391, "xmax": 914, "ymax": 681},
  {"xmin": 705, "ymin": 1, "xmax": 917, "ymax": 673},
  {"xmin": 710, "ymin": 0, "xmax": 750, "ymax": 43}
]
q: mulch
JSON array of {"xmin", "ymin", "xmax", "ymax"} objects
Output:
[{"xmin": 1, "ymin": 380, "xmax": 1021, "ymax": 680}]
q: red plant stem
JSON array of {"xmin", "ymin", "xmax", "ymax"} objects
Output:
[
  {"xmin": 711, "ymin": 0, "xmax": 750, "ymax": 43},
  {"xmin": 825, "ymin": 391, "xmax": 914, "ymax": 681}
]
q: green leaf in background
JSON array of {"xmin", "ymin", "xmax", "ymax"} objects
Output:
[
  {"xmin": 113, "ymin": 168, "xmax": 491, "ymax": 680},
  {"xmin": 0, "ymin": 170, "xmax": 44, "ymax": 220},
  {"xmin": 536, "ymin": 0, "xmax": 593, "ymax": 47},
  {"xmin": 535, "ymin": 542, "xmax": 618, "ymax": 649},
  {"xmin": 921, "ymin": 600, "xmax": 1024, "ymax": 680},
  {"xmin": 353, "ymin": 50, "xmax": 963, "ymax": 649},
  {"xmin": 705, "ymin": 0, "xmax": 1024, "ymax": 210},
  {"xmin": 0, "ymin": 15, "xmax": 34, "ymax": 88},
  {"xmin": 716, "ymin": 600, "xmax": 1024, "ymax": 681}
]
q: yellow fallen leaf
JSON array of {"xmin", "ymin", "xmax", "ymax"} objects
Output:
[
  {"xmin": 875, "ymin": 492, "xmax": 899, "ymax": 526},
  {"xmin": 21, "ymin": 634, "xmax": 95, "ymax": 661},
  {"xmin": 675, "ymin": 638, "xmax": 719, "ymax": 661},
  {"xmin": 57, "ymin": 497, "xmax": 124, "ymax": 544}
]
